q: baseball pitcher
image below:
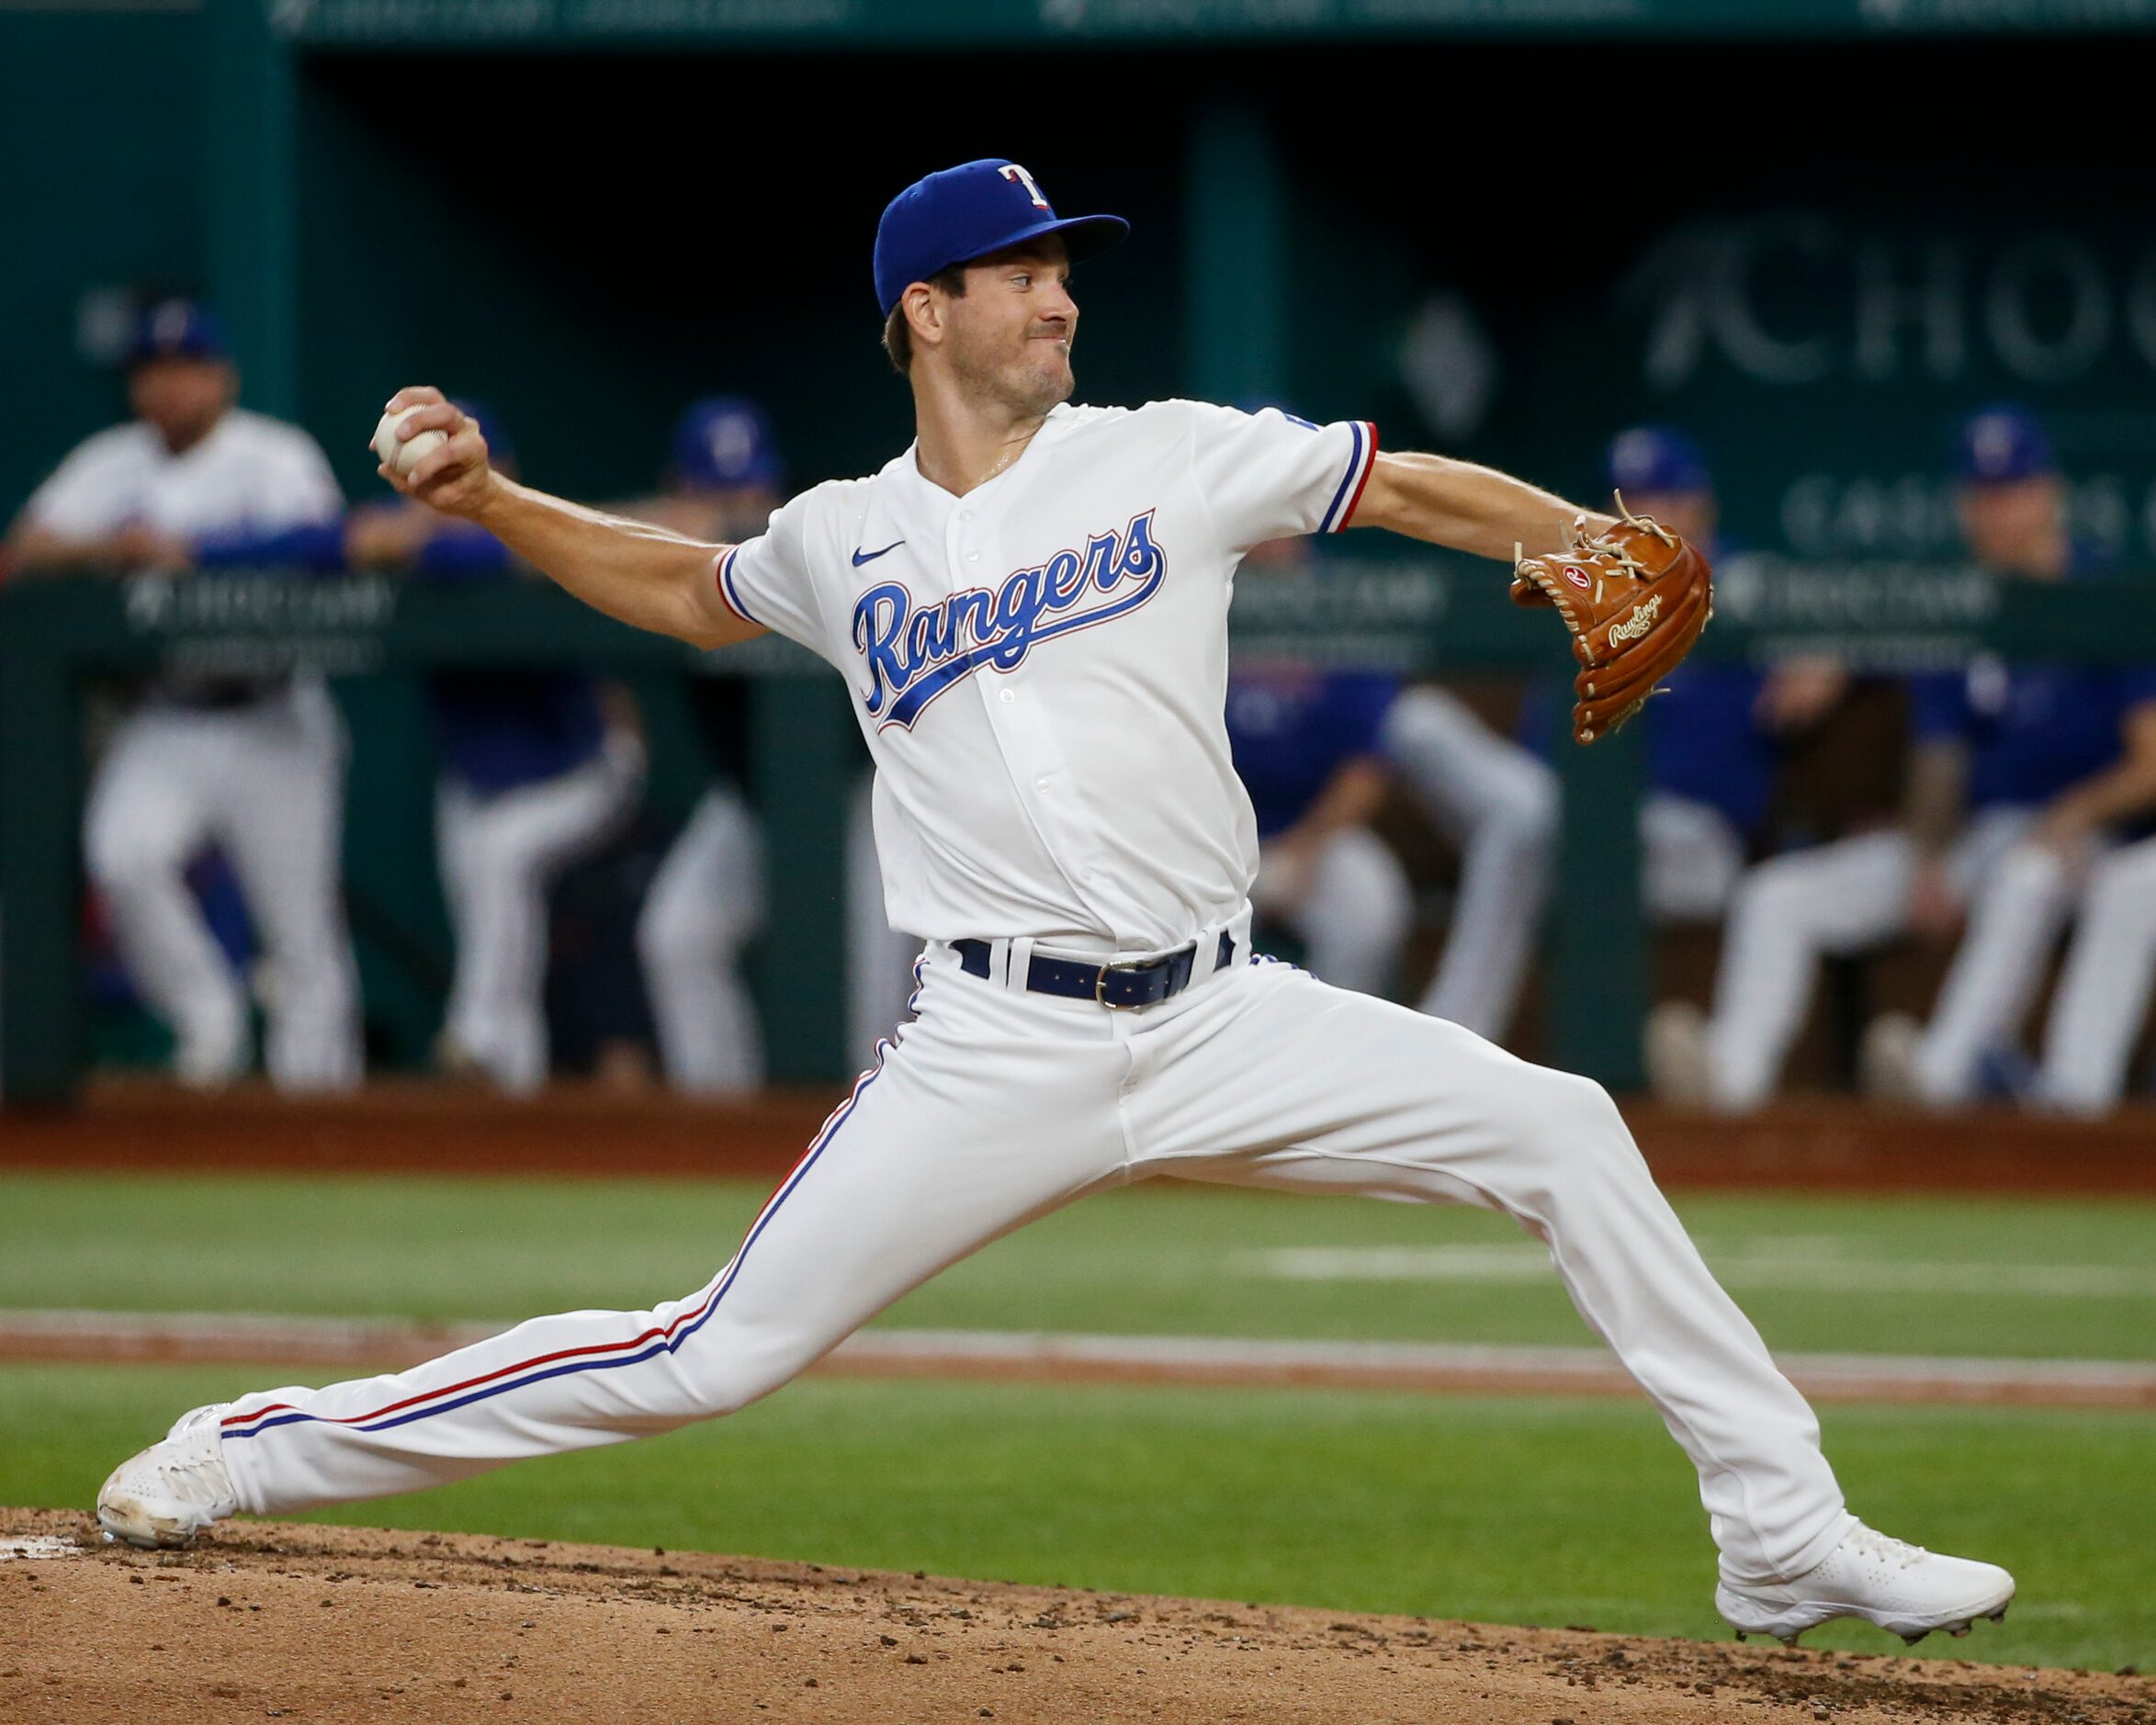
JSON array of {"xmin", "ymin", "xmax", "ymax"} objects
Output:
[{"xmin": 96, "ymin": 163, "xmax": 2012, "ymax": 1650}]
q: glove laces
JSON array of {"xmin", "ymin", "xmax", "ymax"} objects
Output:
[{"xmin": 1567, "ymin": 491, "xmax": 1678, "ymax": 577}]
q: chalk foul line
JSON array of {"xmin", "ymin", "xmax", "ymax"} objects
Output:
[{"xmin": 1, "ymin": 1309, "xmax": 2150, "ymax": 1410}]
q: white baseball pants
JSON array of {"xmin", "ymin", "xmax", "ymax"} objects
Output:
[
  {"xmin": 1703, "ymin": 807, "xmax": 2088, "ymax": 1110},
  {"xmin": 2037, "ymin": 833, "xmax": 2156, "ymax": 1114},
  {"xmin": 215, "ymin": 941, "xmax": 1848, "ymax": 1587},
  {"xmin": 1381, "ymin": 686, "xmax": 1558, "ymax": 1041},
  {"xmin": 639, "ymin": 784, "xmax": 767, "ymax": 1094},
  {"xmin": 83, "ymin": 682, "xmax": 361, "ymax": 1092},
  {"xmin": 435, "ymin": 733, "xmax": 643, "ymax": 1093}
]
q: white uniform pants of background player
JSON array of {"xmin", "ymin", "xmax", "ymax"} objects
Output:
[
  {"xmin": 1252, "ymin": 827, "xmax": 1414, "ymax": 998},
  {"xmin": 1703, "ymin": 806, "xmax": 2097, "ymax": 1110},
  {"xmin": 644, "ymin": 779, "xmax": 921, "ymax": 1087},
  {"xmin": 83, "ymin": 682, "xmax": 361, "ymax": 1092},
  {"xmin": 638, "ymin": 783, "xmax": 766, "ymax": 1093},
  {"xmin": 1380, "ymin": 693, "xmax": 1745, "ymax": 1028},
  {"xmin": 215, "ymin": 934, "xmax": 1851, "ymax": 1588},
  {"xmin": 1380, "ymin": 686, "xmax": 1557, "ymax": 1041},
  {"xmin": 436, "ymin": 731, "xmax": 643, "ymax": 1094},
  {"xmin": 2037, "ymin": 833, "xmax": 2156, "ymax": 1113}
]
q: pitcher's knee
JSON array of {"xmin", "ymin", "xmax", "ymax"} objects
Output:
[
  {"xmin": 1508, "ymin": 1065, "xmax": 1631, "ymax": 1156},
  {"xmin": 656, "ymin": 1320, "xmax": 822, "ymax": 1421}
]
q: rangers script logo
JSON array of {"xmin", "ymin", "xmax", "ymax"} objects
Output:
[{"xmin": 852, "ymin": 510, "xmax": 1167, "ymax": 729}]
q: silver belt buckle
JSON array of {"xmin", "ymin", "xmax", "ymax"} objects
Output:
[{"xmin": 1093, "ymin": 959, "xmax": 1150, "ymax": 1010}]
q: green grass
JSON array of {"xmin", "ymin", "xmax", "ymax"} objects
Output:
[
  {"xmin": 4, "ymin": 1172, "xmax": 2152, "ymax": 1361},
  {"xmin": 5, "ymin": 1361, "xmax": 2148, "ymax": 1672}
]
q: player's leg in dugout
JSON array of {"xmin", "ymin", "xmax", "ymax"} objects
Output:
[
  {"xmin": 435, "ymin": 734, "xmax": 643, "ymax": 1093},
  {"xmin": 215, "ymin": 685, "xmax": 363, "ymax": 1094},
  {"xmin": 83, "ymin": 709, "xmax": 251, "ymax": 1086},
  {"xmin": 638, "ymin": 784, "xmax": 767, "ymax": 1093},
  {"xmin": 2037, "ymin": 833, "xmax": 2156, "ymax": 1113},
  {"xmin": 1702, "ymin": 829, "xmax": 1914, "ymax": 1110},
  {"xmin": 1910, "ymin": 807, "xmax": 2081, "ymax": 1105},
  {"xmin": 1284, "ymin": 826, "xmax": 1415, "ymax": 998},
  {"xmin": 1381, "ymin": 685, "xmax": 1558, "ymax": 1041},
  {"xmin": 212, "ymin": 946, "xmax": 1135, "ymax": 1516},
  {"xmin": 1136, "ymin": 958, "xmax": 1848, "ymax": 1587}
]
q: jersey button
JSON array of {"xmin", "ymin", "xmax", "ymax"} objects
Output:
[
  {"xmin": 1034, "ymin": 777, "xmax": 1050, "ymax": 795},
  {"xmin": 966, "ymin": 549, "xmax": 979, "ymax": 561},
  {"xmin": 999, "ymin": 688, "xmax": 1015, "ymax": 705}
]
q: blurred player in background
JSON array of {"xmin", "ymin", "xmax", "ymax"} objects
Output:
[
  {"xmin": 624, "ymin": 398, "xmax": 778, "ymax": 1092},
  {"xmin": 1679, "ymin": 408, "xmax": 2156, "ymax": 1111},
  {"xmin": 1229, "ymin": 649, "xmax": 1413, "ymax": 998},
  {"xmin": 2034, "ymin": 785, "xmax": 2156, "ymax": 1114},
  {"xmin": 1424, "ymin": 427, "xmax": 1847, "ymax": 1065},
  {"xmin": 627, "ymin": 397, "xmax": 920, "ymax": 1077},
  {"xmin": 2, "ymin": 300, "xmax": 361, "ymax": 1091},
  {"xmin": 1599, "ymin": 428, "xmax": 1850, "ymax": 1099},
  {"xmin": 349, "ymin": 402, "xmax": 645, "ymax": 1093},
  {"xmin": 1378, "ymin": 681, "xmax": 1556, "ymax": 1042},
  {"xmin": 1599, "ymin": 428, "xmax": 1845, "ymax": 923}
]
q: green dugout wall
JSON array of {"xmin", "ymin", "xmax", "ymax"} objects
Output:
[{"xmin": 5, "ymin": 2, "xmax": 2156, "ymax": 1101}]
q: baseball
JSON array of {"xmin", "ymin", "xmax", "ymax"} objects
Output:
[{"xmin": 371, "ymin": 407, "xmax": 448, "ymax": 479}]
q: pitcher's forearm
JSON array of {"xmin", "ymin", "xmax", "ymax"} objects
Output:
[
  {"xmin": 1349, "ymin": 450, "xmax": 1612, "ymax": 562},
  {"xmin": 469, "ymin": 476, "xmax": 751, "ymax": 648}
]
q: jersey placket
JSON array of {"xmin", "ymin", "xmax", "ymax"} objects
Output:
[{"xmin": 951, "ymin": 490, "xmax": 1121, "ymax": 941}]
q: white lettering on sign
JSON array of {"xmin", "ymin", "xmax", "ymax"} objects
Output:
[
  {"xmin": 1985, "ymin": 239, "xmax": 2111, "ymax": 383},
  {"xmin": 1628, "ymin": 216, "xmax": 2156, "ymax": 388},
  {"xmin": 1779, "ymin": 471, "xmax": 2156, "ymax": 561}
]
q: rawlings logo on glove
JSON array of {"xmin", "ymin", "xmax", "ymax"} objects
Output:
[{"xmin": 1510, "ymin": 498, "xmax": 1713, "ymax": 745}]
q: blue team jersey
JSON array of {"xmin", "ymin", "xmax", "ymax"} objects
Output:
[
  {"xmin": 1225, "ymin": 668, "xmax": 1398, "ymax": 837},
  {"xmin": 1519, "ymin": 661, "xmax": 1776, "ymax": 837},
  {"xmin": 415, "ymin": 524, "xmax": 608, "ymax": 795},
  {"xmin": 1646, "ymin": 663, "xmax": 1778, "ymax": 836},
  {"xmin": 1912, "ymin": 661, "xmax": 2156, "ymax": 809}
]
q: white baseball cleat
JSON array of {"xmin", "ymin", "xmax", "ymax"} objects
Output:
[
  {"xmin": 1858, "ymin": 1011, "xmax": 1924, "ymax": 1104},
  {"xmin": 1644, "ymin": 1000, "xmax": 1714, "ymax": 1106},
  {"xmin": 96, "ymin": 1404, "xmax": 241, "ymax": 1549},
  {"xmin": 1717, "ymin": 1522, "xmax": 2015, "ymax": 1648}
]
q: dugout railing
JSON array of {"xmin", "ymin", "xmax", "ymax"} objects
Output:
[{"xmin": 4, "ymin": 557, "xmax": 2146, "ymax": 1105}]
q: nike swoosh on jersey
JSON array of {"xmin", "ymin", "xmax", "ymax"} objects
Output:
[{"xmin": 852, "ymin": 540, "xmax": 905, "ymax": 567}]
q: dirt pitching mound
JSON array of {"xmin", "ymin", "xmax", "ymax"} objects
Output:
[{"xmin": 3, "ymin": 1509, "xmax": 2149, "ymax": 1724}]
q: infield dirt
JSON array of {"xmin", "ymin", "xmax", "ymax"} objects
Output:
[{"xmin": 4, "ymin": 1509, "xmax": 2149, "ymax": 1724}]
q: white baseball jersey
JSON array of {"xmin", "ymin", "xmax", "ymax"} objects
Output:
[
  {"xmin": 24, "ymin": 409, "xmax": 343, "ymax": 543},
  {"xmin": 713, "ymin": 400, "xmax": 1377, "ymax": 951}
]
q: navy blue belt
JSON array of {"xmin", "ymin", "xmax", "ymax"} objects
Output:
[{"xmin": 955, "ymin": 931, "xmax": 1237, "ymax": 1009}]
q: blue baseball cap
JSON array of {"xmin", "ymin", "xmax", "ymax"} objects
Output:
[
  {"xmin": 1607, "ymin": 425, "xmax": 1711, "ymax": 497},
  {"xmin": 672, "ymin": 397, "xmax": 783, "ymax": 491},
  {"xmin": 873, "ymin": 159, "xmax": 1128, "ymax": 317},
  {"xmin": 1957, "ymin": 405, "xmax": 2054, "ymax": 486},
  {"xmin": 126, "ymin": 299, "xmax": 228, "ymax": 367}
]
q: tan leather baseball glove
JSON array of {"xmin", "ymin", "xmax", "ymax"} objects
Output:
[{"xmin": 1509, "ymin": 499, "xmax": 1713, "ymax": 744}]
